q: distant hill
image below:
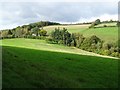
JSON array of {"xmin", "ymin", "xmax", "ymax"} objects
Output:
[{"xmin": 19, "ymin": 21, "xmax": 60, "ymax": 29}]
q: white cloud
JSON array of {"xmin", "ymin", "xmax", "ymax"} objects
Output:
[
  {"xmin": 0, "ymin": 2, "xmax": 118, "ymax": 30},
  {"xmin": 78, "ymin": 14, "xmax": 118, "ymax": 23}
]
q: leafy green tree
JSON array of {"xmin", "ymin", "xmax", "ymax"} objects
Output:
[
  {"xmin": 89, "ymin": 19, "xmax": 101, "ymax": 28},
  {"xmin": 117, "ymin": 21, "xmax": 120, "ymax": 27},
  {"xmin": 102, "ymin": 43, "xmax": 113, "ymax": 50},
  {"xmin": 72, "ymin": 33, "xmax": 85, "ymax": 47},
  {"xmin": 89, "ymin": 35, "xmax": 101, "ymax": 44},
  {"xmin": 51, "ymin": 28, "xmax": 72, "ymax": 46},
  {"xmin": 8, "ymin": 30, "xmax": 12, "ymax": 35},
  {"xmin": 102, "ymin": 50, "xmax": 111, "ymax": 56},
  {"xmin": 1, "ymin": 31, "xmax": 8, "ymax": 38},
  {"xmin": 71, "ymin": 33, "xmax": 77, "ymax": 46},
  {"xmin": 80, "ymin": 35, "xmax": 102, "ymax": 51},
  {"xmin": 15, "ymin": 28, "xmax": 24, "ymax": 38},
  {"xmin": 39, "ymin": 30, "xmax": 47, "ymax": 36},
  {"xmin": 94, "ymin": 19, "xmax": 101, "ymax": 25},
  {"xmin": 51, "ymin": 28, "xmax": 61, "ymax": 43},
  {"xmin": 65, "ymin": 31, "xmax": 72, "ymax": 46}
]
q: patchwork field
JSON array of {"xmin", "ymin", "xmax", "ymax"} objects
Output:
[
  {"xmin": 44, "ymin": 23, "xmax": 118, "ymax": 43},
  {"xmin": 44, "ymin": 24, "xmax": 90, "ymax": 33},
  {"xmin": 2, "ymin": 39, "xmax": 118, "ymax": 88},
  {"xmin": 0, "ymin": 1, "xmax": 119, "ymax": 88}
]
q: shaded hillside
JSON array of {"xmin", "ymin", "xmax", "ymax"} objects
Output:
[{"xmin": 2, "ymin": 46, "xmax": 118, "ymax": 88}]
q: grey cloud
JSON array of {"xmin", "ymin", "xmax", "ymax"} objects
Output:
[{"xmin": 0, "ymin": 2, "xmax": 118, "ymax": 29}]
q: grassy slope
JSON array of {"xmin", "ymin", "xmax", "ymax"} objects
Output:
[
  {"xmin": 44, "ymin": 23, "xmax": 118, "ymax": 43},
  {"xmin": 80, "ymin": 27, "xmax": 118, "ymax": 43},
  {"xmin": 2, "ymin": 39, "xmax": 118, "ymax": 88},
  {"xmin": 95, "ymin": 22, "xmax": 117, "ymax": 27},
  {"xmin": 2, "ymin": 39, "xmax": 117, "ymax": 59},
  {"xmin": 2, "ymin": 46, "xmax": 118, "ymax": 88},
  {"xmin": 44, "ymin": 24, "xmax": 90, "ymax": 34}
]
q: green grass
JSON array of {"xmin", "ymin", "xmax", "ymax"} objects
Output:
[
  {"xmin": 44, "ymin": 24, "xmax": 90, "ymax": 34},
  {"xmin": 2, "ymin": 39, "xmax": 118, "ymax": 88},
  {"xmin": 95, "ymin": 22, "xmax": 117, "ymax": 27},
  {"xmin": 79, "ymin": 27, "xmax": 118, "ymax": 43},
  {"xmin": 1, "ymin": 38, "xmax": 117, "ymax": 59},
  {"xmin": 44, "ymin": 23, "xmax": 118, "ymax": 43}
]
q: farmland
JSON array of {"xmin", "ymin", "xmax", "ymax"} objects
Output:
[
  {"xmin": 0, "ymin": 1, "xmax": 119, "ymax": 88},
  {"xmin": 2, "ymin": 39, "xmax": 118, "ymax": 88},
  {"xmin": 44, "ymin": 23, "xmax": 118, "ymax": 43},
  {"xmin": 1, "ymin": 22, "xmax": 119, "ymax": 88}
]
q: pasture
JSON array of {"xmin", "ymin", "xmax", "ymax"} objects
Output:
[
  {"xmin": 2, "ymin": 39, "xmax": 118, "ymax": 88},
  {"xmin": 2, "ymin": 38, "xmax": 118, "ymax": 59},
  {"xmin": 44, "ymin": 23, "xmax": 118, "ymax": 43}
]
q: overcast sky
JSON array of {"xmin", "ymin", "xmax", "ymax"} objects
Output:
[{"xmin": 0, "ymin": 0, "xmax": 119, "ymax": 30}]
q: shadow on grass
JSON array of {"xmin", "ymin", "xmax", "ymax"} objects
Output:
[{"xmin": 2, "ymin": 46, "xmax": 118, "ymax": 88}]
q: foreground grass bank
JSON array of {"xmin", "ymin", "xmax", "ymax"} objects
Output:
[
  {"xmin": 2, "ymin": 46, "xmax": 118, "ymax": 88},
  {"xmin": 2, "ymin": 39, "xmax": 118, "ymax": 88}
]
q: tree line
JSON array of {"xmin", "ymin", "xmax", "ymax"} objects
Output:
[
  {"xmin": 0, "ymin": 20, "xmax": 120, "ymax": 58},
  {"xmin": 0, "ymin": 21, "xmax": 60, "ymax": 39},
  {"xmin": 47, "ymin": 28, "xmax": 120, "ymax": 58},
  {"xmin": 89, "ymin": 19, "xmax": 118, "ymax": 28}
]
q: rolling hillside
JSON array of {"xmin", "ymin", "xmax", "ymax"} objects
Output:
[
  {"xmin": 43, "ymin": 23, "xmax": 118, "ymax": 43},
  {"xmin": 2, "ymin": 39, "xmax": 118, "ymax": 59},
  {"xmin": 2, "ymin": 39, "xmax": 118, "ymax": 88}
]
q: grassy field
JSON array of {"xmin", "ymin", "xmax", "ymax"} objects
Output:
[
  {"xmin": 44, "ymin": 23, "xmax": 118, "ymax": 43},
  {"xmin": 2, "ymin": 39, "xmax": 118, "ymax": 88},
  {"xmin": 44, "ymin": 24, "xmax": 90, "ymax": 34},
  {"xmin": 80, "ymin": 27, "xmax": 118, "ymax": 43},
  {"xmin": 1, "ymin": 38, "xmax": 118, "ymax": 59},
  {"xmin": 94, "ymin": 22, "xmax": 117, "ymax": 27}
]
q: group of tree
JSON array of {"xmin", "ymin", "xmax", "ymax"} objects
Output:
[
  {"xmin": 0, "ymin": 21, "xmax": 60, "ymax": 39},
  {"xmin": 117, "ymin": 21, "xmax": 120, "ymax": 27},
  {"xmin": 48, "ymin": 28, "xmax": 120, "ymax": 58},
  {"xmin": 89, "ymin": 19, "xmax": 101, "ymax": 28},
  {"xmin": 89, "ymin": 19, "xmax": 118, "ymax": 29},
  {"xmin": 0, "ymin": 27, "xmax": 47, "ymax": 39},
  {"xmin": 29, "ymin": 21, "xmax": 60, "ymax": 29},
  {"xmin": 50, "ymin": 28, "xmax": 72, "ymax": 46},
  {"xmin": 0, "ymin": 20, "xmax": 120, "ymax": 58},
  {"xmin": 102, "ymin": 20, "xmax": 117, "ymax": 23}
]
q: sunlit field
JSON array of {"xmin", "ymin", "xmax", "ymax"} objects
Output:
[{"xmin": 2, "ymin": 38, "xmax": 118, "ymax": 88}]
